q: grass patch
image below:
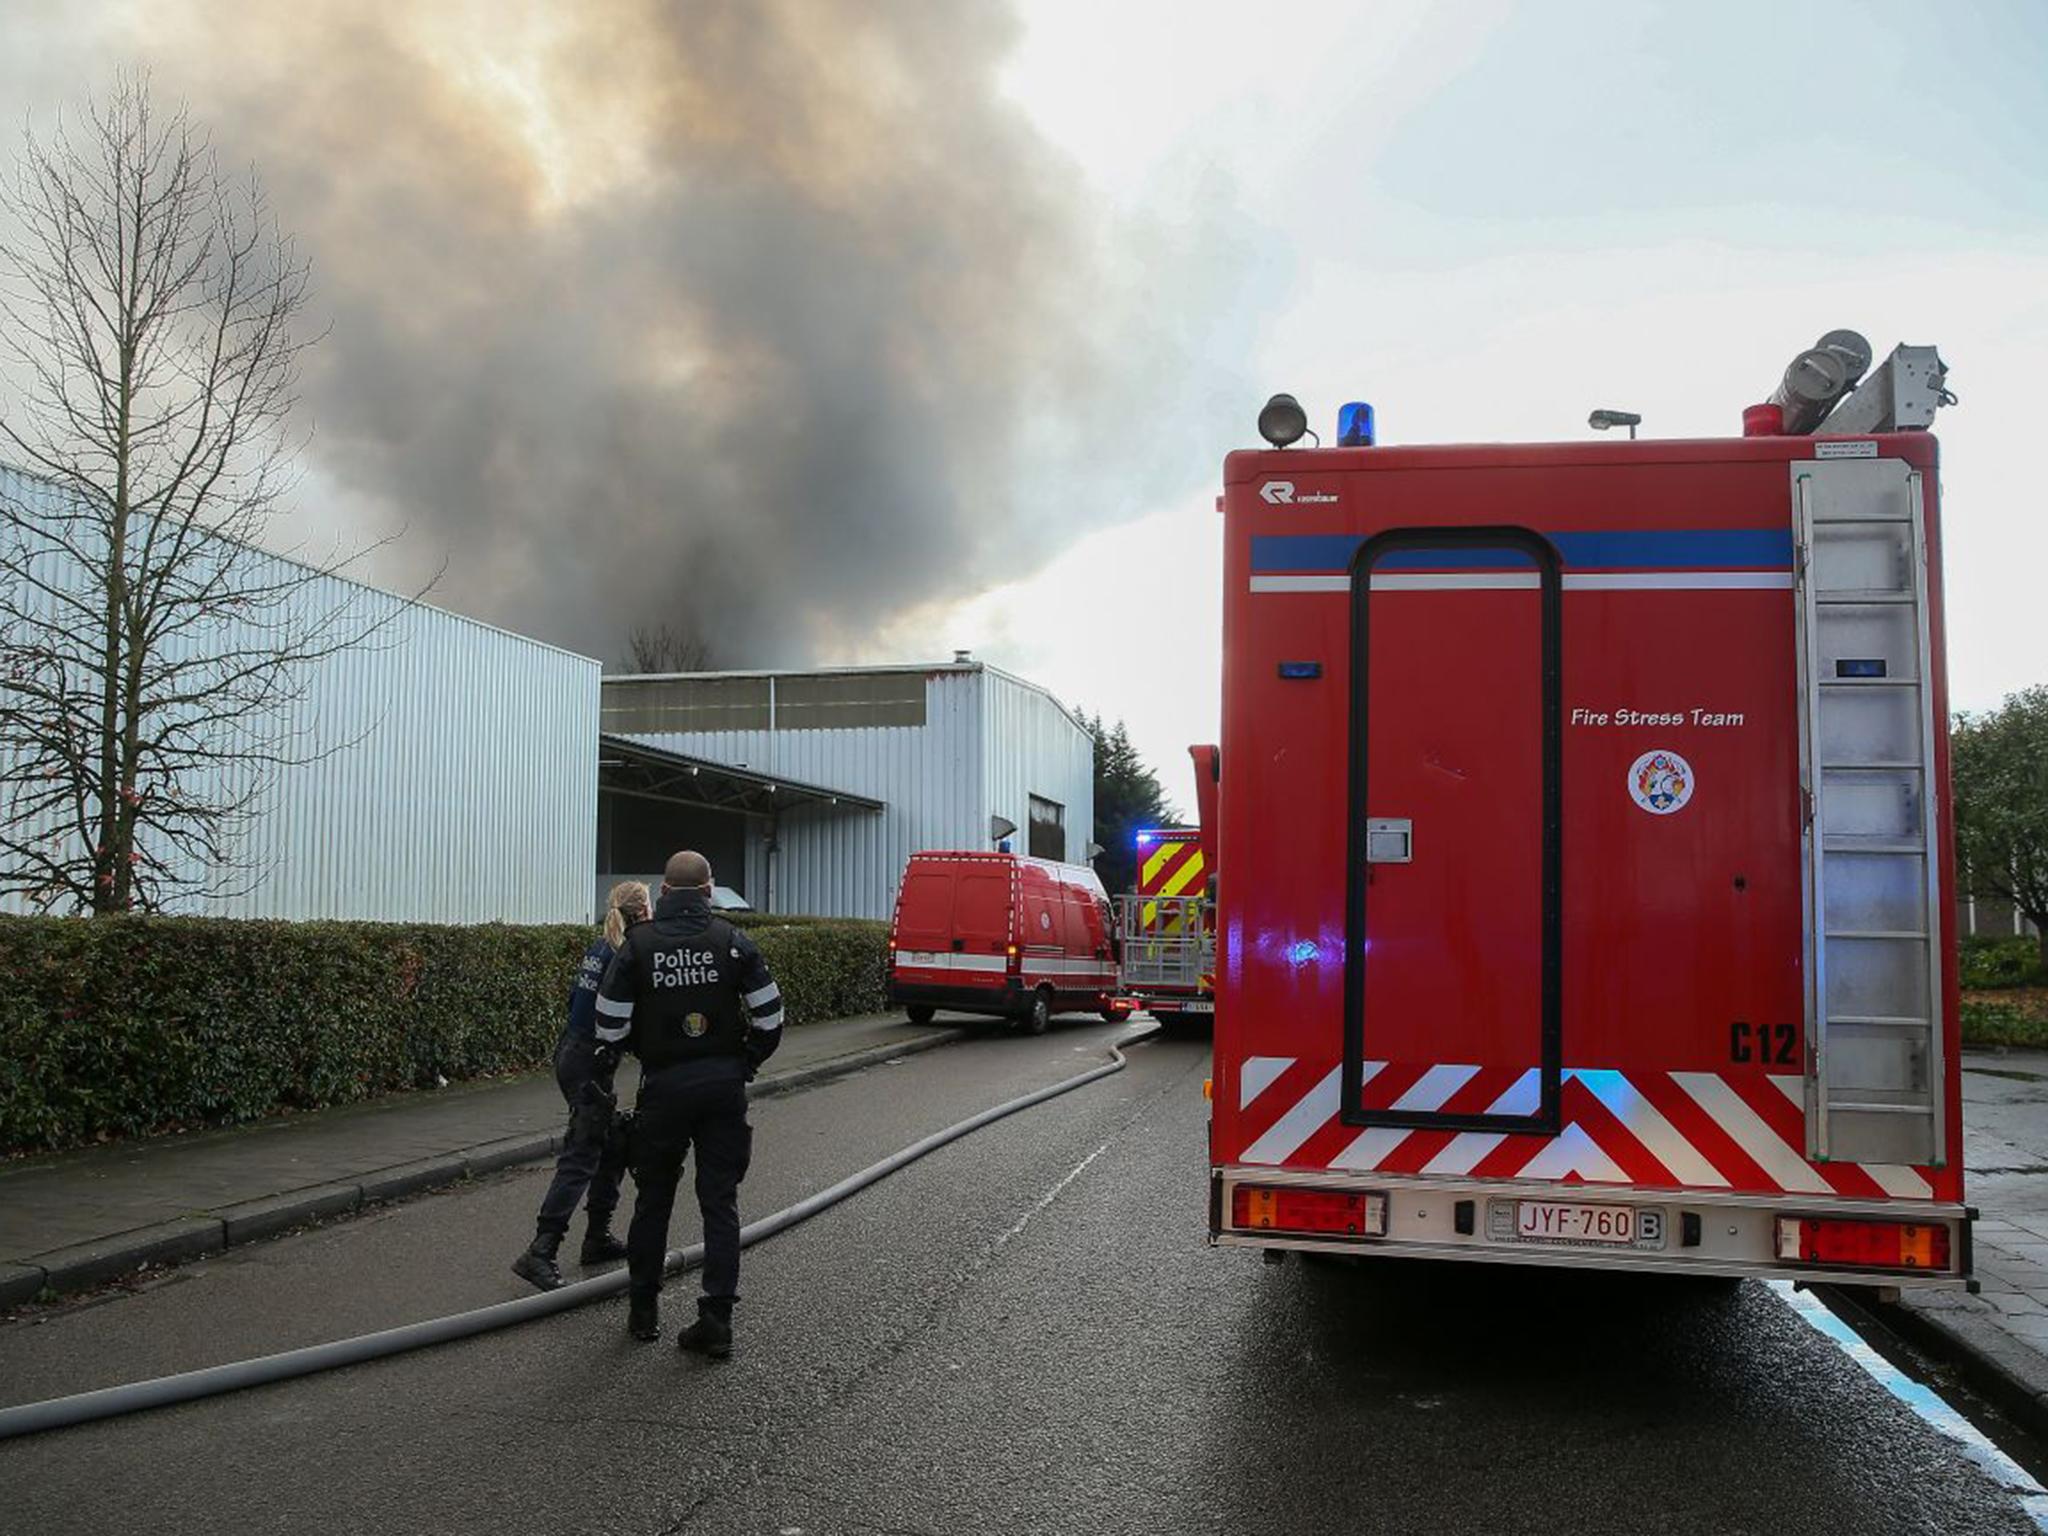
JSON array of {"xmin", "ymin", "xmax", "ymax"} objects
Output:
[{"xmin": 1962, "ymin": 987, "xmax": 2048, "ymax": 1049}]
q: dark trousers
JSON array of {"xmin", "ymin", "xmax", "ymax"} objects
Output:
[
  {"xmin": 627, "ymin": 1067, "xmax": 752, "ymax": 1312},
  {"xmin": 534, "ymin": 1034, "xmax": 625, "ymax": 1239}
]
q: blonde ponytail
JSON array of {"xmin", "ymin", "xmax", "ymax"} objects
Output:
[{"xmin": 603, "ymin": 880, "xmax": 651, "ymax": 949}]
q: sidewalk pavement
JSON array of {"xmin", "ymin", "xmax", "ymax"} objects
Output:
[
  {"xmin": 1883, "ymin": 1048, "xmax": 2048, "ymax": 1434},
  {"xmin": 0, "ymin": 1012, "xmax": 963, "ymax": 1307}
]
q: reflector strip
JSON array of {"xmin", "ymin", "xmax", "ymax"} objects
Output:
[
  {"xmin": 1573, "ymin": 1069, "xmax": 1730, "ymax": 1188},
  {"xmin": 1239, "ymin": 1056, "xmax": 1293, "ymax": 1111},
  {"xmin": 1229, "ymin": 1059, "xmax": 1943, "ymax": 1200},
  {"xmin": 1860, "ymin": 1163, "xmax": 1939, "ymax": 1199},
  {"xmin": 1140, "ymin": 841, "xmax": 1183, "ymax": 886},
  {"xmin": 1765, "ymin": 1075, "xmax": 1935, "ymax": 1198},
  {"xmin": 1241, "ymin": 1066, "xmax": 1353, "ymax": 1166},
  {"xmin": 1250, "ymin": 527, "xmax": 1796, "ymax": 572},
  {"xmin": 1250, "ymin": 573, "xmax": 1797, "ymax": 594},
  {"xmin": 892, "ymin": 953, "xmax": 1009, "ymax": 974},
  {"xmin": 1420, "ymin": 1068, "xmax": 1539, "ymax": 1175},
  {"xmin": 1669, "ymin": 1074, "xmax": 1833, "ymax": 1193},
  {"xmin": 1513, "ymin": 1122, "xmax": 1631, "ymax": 1183},
  {"xmin": 1156, "ymin": 855, "xmax": 1207, "ymax": 900},
  {"xmin": 1330, "ymin": 1064, "xmax": 1480, "ymax": 1170}
]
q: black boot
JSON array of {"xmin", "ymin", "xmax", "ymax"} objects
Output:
[
  {"xmin": 627, "ymin": 1293, "xmax": 660, "ymax": 1342},
  {"xmin": 579, "ymin": 1214, "xmax": 628, "ymax": 1266},
  {"xmin": 511, "ymin": 1230, "xmax": 564, "ymax": 1292},
  {"xmin": 677, "ymin": 1300, "xmax": 733, "ymax": 1359}
]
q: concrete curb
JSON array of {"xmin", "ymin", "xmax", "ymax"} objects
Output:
[
  {"xmin": 9, "ymin": 1026, "xmax": 968, "ymax": 1305},
  {"xmin": 469, "ymin": 1133, "xmax": 561, "ymax": 1176},
  {"xmin": 32, "ymin": 1217, "xmax": 226, "ymax": 1297},
  {"xmin": 1857, "ymin": 1288, "xmax": 2048, "ymax": 1442},
  {"xmin": 219, "ymin": 1183, "xmax": 365, "ymax": 1248},
  {"xmin": 747, "ymin": 1026, "xmax": 968, "ymax": 1102},
  {"xmin": 0, "ymin": 1261, "xmax": 49, "ymax": 1308}
]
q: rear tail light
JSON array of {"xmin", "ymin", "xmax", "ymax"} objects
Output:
[
  {"xmin": 1774, "ymin": 1216, "xmax": 1951, "ymax": 1272},
  {"xmin": 1232, "ymin": 1184, "xmax": 1387, "ymax": 1238}
]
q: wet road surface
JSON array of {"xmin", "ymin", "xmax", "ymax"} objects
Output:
[{"xmin": 0, "ymin": 1025, "xmax": 2035, "ymax": 1534}]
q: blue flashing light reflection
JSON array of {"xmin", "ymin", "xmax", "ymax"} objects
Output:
[{"xmin": 1286, "ymin": 940, "xmax": 1319, "ymax": 967}]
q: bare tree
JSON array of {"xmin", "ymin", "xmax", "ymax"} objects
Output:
[
  {"xmin": 622, "ymin": 621, "xmax": 714, "ymax": 675},
  {"xmin": 0, "ymin": 77, "xmax": 394, "ymax": 914}
]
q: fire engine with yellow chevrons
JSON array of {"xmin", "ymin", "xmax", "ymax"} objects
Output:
[{"xmin": 1115, "ymin": 746, "xmax": 1220, "ymax": 1035}]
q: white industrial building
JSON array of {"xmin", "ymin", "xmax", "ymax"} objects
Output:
[
  {"xmin": 598, "ymin": 661, "xmax": 1095, "ymax": 920},
  {"xmin": 0, "ymin": 463, "xmax": 598, "ymax": 924},
  {"xmin": 4, "ymin": 465, "xmax": 1095, "ymax": 925}
]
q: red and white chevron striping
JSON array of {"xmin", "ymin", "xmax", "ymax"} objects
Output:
[{"xmin": 1232, "ymin": 1058, "xmax": 1935, "ymax": 1201}]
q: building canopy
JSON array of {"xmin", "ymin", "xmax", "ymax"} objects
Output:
[{"xmin": 597, "ymin": 733, "xmax": 883, "ymax": 819}]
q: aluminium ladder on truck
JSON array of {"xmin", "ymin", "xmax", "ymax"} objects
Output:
[{"xmin": 1794, "ymin": 456, "xmax": 1944, "ymax": 1168}]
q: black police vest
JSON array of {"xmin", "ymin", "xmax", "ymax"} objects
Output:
[{"xmin": 626, "ymin": 916, "xmax": 747, "ymax": 1071}]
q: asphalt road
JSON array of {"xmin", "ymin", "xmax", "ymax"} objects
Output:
[{"xmin": 0, "ymin": 1024, "xmax": 2036, "ymax": 1535}]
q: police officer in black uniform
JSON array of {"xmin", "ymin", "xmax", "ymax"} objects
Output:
[{"xmin": 593, "ymin": 849, "xmax": 783, "ymax": 1356}]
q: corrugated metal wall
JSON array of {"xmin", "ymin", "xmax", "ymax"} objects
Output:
[
  {"xmin": 0, "ymin": 464, "xmax": 599, "ymax": 923},
  {"xmin": 611, "ymin": 664, "xmax": 1093, "ymax": 920},
  {"xmin": 616, "ymin": 669, "xmax": 981, "ymax": 921},
  {"xmin": 983, "ymin": 668, "xmax": 1096, "ymax": 866}
]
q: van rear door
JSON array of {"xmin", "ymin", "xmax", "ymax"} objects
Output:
[
  {"xmin": 953, "ymin": 862, "xmax": 1013, "ymax": 971},
  {"xmin": 894, "ymin": 860, "xmax": 956, "ymax": 953}
]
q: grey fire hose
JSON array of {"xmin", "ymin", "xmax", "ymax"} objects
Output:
[{"xmin": 0, "ymin": 1025, "xmax": 1155, "ymax": 1442}]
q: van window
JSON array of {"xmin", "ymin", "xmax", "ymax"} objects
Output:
[{"xmin": 954, "ymin": 871, "xmax": 1011, "ymax": 950}]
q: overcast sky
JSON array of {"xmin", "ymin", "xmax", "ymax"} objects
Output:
[
  {"xmin": 965, "ymin": 0, "xmax": 2048, "ymax": 809},
  {"xmin": 3, "ymin": 2, "xmax": 2044, "ymax": 812}
]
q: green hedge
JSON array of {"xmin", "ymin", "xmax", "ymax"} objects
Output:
[
  {"xmin": 0, "ymin": 913, "xmax": 887, "ymax": 1154},
  {"xmin": 1961, "ymin": 999, "xmax": 2048, "ymax": 1049},
  {"xmin": 1959, "ymin": 935, "xmax": 2047, "ymax": 990}
]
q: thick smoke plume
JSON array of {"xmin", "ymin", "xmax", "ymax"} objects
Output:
[{"xmin": 37, "ymin": 0, "xmax": 1133, "ymax": 666}]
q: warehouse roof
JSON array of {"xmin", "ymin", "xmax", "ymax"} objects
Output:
[{"xmin": 602, "ymin": 657, "xmax": 1089, "ymax": 734}]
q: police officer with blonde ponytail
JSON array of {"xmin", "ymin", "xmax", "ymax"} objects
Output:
[
  {"xmin": 594, "ymin": 850, "xmax": 783, "ymax": 1356},
  {"xmin": 511, "ymin": 880, "xmax": 650, "ymax": 1291}
]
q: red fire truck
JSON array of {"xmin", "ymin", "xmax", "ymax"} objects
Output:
[
  {"xmin": 1208, "ymin": 339, "xmax": 1972, "ymax": 1288},
  {"xmin": 1117, "ymin": 830, "xmax": 1210, "ymax": 1030},
  {"xmin": 1116, "ymin": 749, "xmax": 1224, "ymax": 1032}
]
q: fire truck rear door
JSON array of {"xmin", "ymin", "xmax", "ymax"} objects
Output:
[{"xmin": 1343, "ymin": 527, "xmax": 1563, "ymax": 1136}]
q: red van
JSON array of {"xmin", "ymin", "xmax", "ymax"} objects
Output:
[{"xmin": 887, "ymin": 851, "xmax": 1123, "ymax": 1034}]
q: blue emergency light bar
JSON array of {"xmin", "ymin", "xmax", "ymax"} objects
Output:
[{"xmin": 1338, "ymin": 401, "xmax": 1376, "ymax": 447}]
